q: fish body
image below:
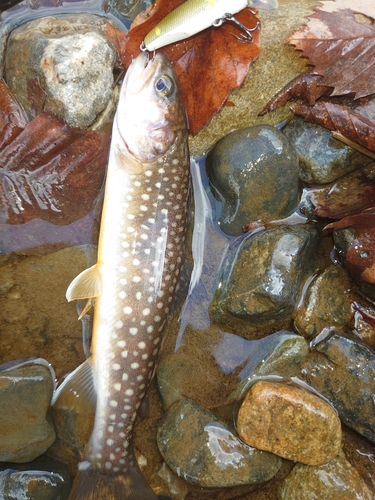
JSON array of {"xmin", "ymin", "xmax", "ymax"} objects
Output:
[
  {"xmin": 61, "ymin": 52, "xmax": 190, "ymax": 499},
  {"xmin": 142, "ymin": 0, "xmax": 278, "ymax": 51}
]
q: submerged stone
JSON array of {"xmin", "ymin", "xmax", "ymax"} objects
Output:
[
  {"xmin": 237, "ymin": 380, "xmax": 342, "ymax": 465},
  {"xmin": 157, "ymin": 398, "xmax": 282, "ymax": 488},
  {"xmin": 283, "ymin": 117, "xmax": 371, "ymax": 184},
  {"xmin": 0, "ymin": 459, "xmax": 71, "ymax": 500},
  {"xmin": 210, "ymin": 224, "xmax": 319, "ymax": 335},
  {"xmin": 207, "ymin": 125, "xmax": 299, "ymax": 236},
  {"xmin": 303, "ymin": 332, "xmax": 375, "ymax": 443},
  {"xmin": 278, "ymin": 451, "xmax": 372, "ymax": 500},
  {"xmin": 293, "ymin": 264, "xmax": 353, "ymax": 339},
  {"xmin": 0, "ymin": 361, "xmax": 55, "ymax": 462}
]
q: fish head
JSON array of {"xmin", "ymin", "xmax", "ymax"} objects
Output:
[{"xmin": 115, "ymin": 52, "xmax": 187, "ymax": 167}]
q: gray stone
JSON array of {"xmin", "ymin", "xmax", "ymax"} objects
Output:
[
  {"xmin": 210, "ymin": 224, "xmax": 319, "ymax": 335},
  {"xmin": 206, "ymin": 125, "xmax": 299, "ymax": 236},
  {"xmin": 0, "ymin": 460, "xmax": 71, "ymax": 500},
  {"xmin": 0, "ymin": 362, "xmax": 55, "ymax": 462},
  {"xmin": 293, "ymin": 264, "xmax": 353, "ymax": 339},
  {"xmin": 157, "ymin": 398, "xmax": 282, "ymax": 488},
  {"xmin": 5, "ymin": 14, "xmax": 117, "ymax": 129},
  {"xmin": 302, "ymin": 332, "xmax": 375, "ymax": 443},
  {"xmin": 283, "ymin": 118, "xmax": 371, "ymax": 184},
  {"xmin": 278, "ymin": 451, "xmax": 372, "ymax": 500}
]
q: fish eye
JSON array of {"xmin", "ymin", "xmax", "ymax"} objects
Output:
[{"xmin": 155, "ymin": 75, "xmax": 174, "ymax": 97}]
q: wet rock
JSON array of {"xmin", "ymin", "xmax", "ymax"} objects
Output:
[
  {"xmin": 210, "ymin": 224, "xmax": 319, "ymax": 335},
  {"xmin": 157, "ymin": 330, "xmax": 309, "ymax": 411},
  {"xmin": 307, "ymin": 161, "xmax": 375, "ymax": 219},
  {"xmin": 48, "ymin": 363, "xmax": 95, "ymax": 468},
  {"xmin": 283, "ymin": 117, "xmax": 371, "ymax": 184},
  {"xmin": 226, "ymin": 331, "xmax": 309, "ymax": 401},
  {"xmin": 277, "ymin": 451, "xmax": 372, "ymax": 500},
  {"xmin": 302, "ymin": 332, "xmax": 375, "ymax": 443},
  {"xmin": 157, "ymin": 398, "xmax": 282, "ymax": 488},
  {"xmin": 352, "ymin": 302, "xmax": 375, "ymax": 349},
  {"xmin": 237, "ymin": 380, "xmax": 342, "ymax": 465},
  {"xmin": 113, "ymin": 0, "xmax": 153, "ymax": 18},
  {"xmin": 206, "ymin": 125, "xmax": 299, "ymax": 236},
  {"xmin": 5, "ymin": 14, "xmax": 117, "ymax": 129},
  {"xmin": 342, "ymin": 427, "xmax": 375, "ymax": 493},
  {"xmin": 0, "ymin": 459, "xmax": 71, "ymax": 500},
  {"xmin": 0, "ymin": 362, "xmax": 55, "ymax": 462},
  {"xmin": 293, "ymin": 264, "xmax": 353, "ymax": 339}
]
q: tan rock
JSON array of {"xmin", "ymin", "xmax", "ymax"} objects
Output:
[
  {"xmin": 237, "ymin": 380, "xmax": 342, "ymax": 465},
  {"xmin": 278, "ymin": 451, "xmax": 373, "ymax": 500}
]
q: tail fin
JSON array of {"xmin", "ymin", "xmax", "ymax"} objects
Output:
[{"xmin": 68, "ymin": 463, "xmax": 159, "ymax": 500}]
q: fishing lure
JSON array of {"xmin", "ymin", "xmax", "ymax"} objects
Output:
[{"xmin": 141, "ymin": 0, "xmax": 278, "ymax": 52}]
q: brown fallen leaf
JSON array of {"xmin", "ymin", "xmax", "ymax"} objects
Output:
[
  {"xmin": 286, "ymin": 4, "xmax": 375, "ymax": 99},
  {"xmin": 291, "ymin": 100, "xmax": 375, "ymax": 154},
  {"xmin": 308, "ymin": 162, "xmax": 375, "ymax": 219},
  {"xmin": 105, "ymin": 0, "xmax": 261, "ymax": 134},
  {"xmin": 259, "ymin": 72, "xmax": 332, "ymax": 115},
  {"xmin": 326, "ymin": 212, "xmax": 375, "ymax": 285}
]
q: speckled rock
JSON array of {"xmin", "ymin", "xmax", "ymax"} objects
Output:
[
  {"xmin": 0, "ymin": 361, "xmax": 55, "ymax": 462},
  {"xmin": 157, "ymin": 398, "xmax": 282, "ymax": 488},
  {"xmin": 237, "ymin": 381, "xmax": 342, "ymax": 465},
  {"xmin": 206, "ymin": 125, "xmax": 299, "ymax": 236},
  {"xmin": 293, "ymin": 264, "xmax": 353, "ymax": 339},
  {"xmin": 5, "ymin": 14, "xmax": 117, "ymax": 129},
  {"xmin": 302, "ymin": 332, "xmax": 375, "ymax": 443},
  {"xmin": 283, "ymin": 118, "xmax": 371, "ymax": 184},
  {"xmin": 0, "ymin": 460, "xmax": 71, "ymax": 500},
  {"xmin": 277, "ymin": 451, "xmax": 372, "ymax": 500},
  {"xmin": 210, "ymin": 224, "xmax": 319, "ymax": 335}
]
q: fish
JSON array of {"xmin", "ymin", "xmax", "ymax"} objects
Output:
[
  {"xmin": 53, "ymin": 51, "xmax": 190, "ymax": 500},
  {"xmin": 141, "ymin": 0, "xmax": 278, "ymax": 52}
]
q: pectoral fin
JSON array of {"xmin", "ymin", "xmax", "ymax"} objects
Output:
[{"xmin": 66, "ymin": 264, "xmax": 102, "ymax": 318}]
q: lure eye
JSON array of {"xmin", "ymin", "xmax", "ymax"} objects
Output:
[{"xmin": 155, "ymin": 75, "xmax": 174, "ymax": 97}]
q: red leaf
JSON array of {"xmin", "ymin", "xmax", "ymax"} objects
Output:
[
  {"xmin": 105, "ymin": 0, "xmax": 261, "ymax": 133},
  {"xmin": 291, "ymin": 100, "xmax": 375, "ymax": 154},
  {"xmin": 0, "ymin": 79, "xmax": 28, "ymax": 149},
  {"xmin": 286, "ymin": 4, "xmax": 375, "ymax": 99},
  {"xmin": 0, "ymin": 90, "xmax": 110, "ymax": 226}
]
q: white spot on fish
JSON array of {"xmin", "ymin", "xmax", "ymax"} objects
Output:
[
  {"xmin": 129, "ymin": 327, "xmax": 138, "ymax": 335},
  {"xmin": 131, "ymin": 362, "xmax": 139, "ymax": 369},
  {"xmin": 142, "ymin": 308, "xmax": 150, "ymax": 316},
  {"xmin": 121, "ymin": 350, "xmax": 128, "ymax": 358},
  {"xmin": 114, "ymin": 383, "xmax": 121, "ymax": 391},
  {"xmin": 115, "ymin": 320, "xmax": 124, "ymax": 329},
  {"xmin": 125, "ymin": 388, "xmax": 134, "ymax": 396},
  {"xmin": 110, "ymin": 400, "xmax": 118, "ymax": 407},
  {"xmin": 123, "ymin": 306, "xmax": 132, "ymax": 314},
  {"xmin": 122, "ymin": 373, "xmax": 129, "ymax": 381},
  {"xmin": 117, "ymin": 340, "xmax": 126, "ymax": 348},
  {"xmin": 141, "ymin": 194, "xmax": 149, "ymax": 200}
]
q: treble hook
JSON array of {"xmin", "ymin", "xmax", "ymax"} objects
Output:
[
  {"xmin": 213, "ymin": 12, "xmax": 259, "ymax": 42},
  {"xmin": 139, "ymin": 41, "xmax": 156, "ymax": 64}
]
